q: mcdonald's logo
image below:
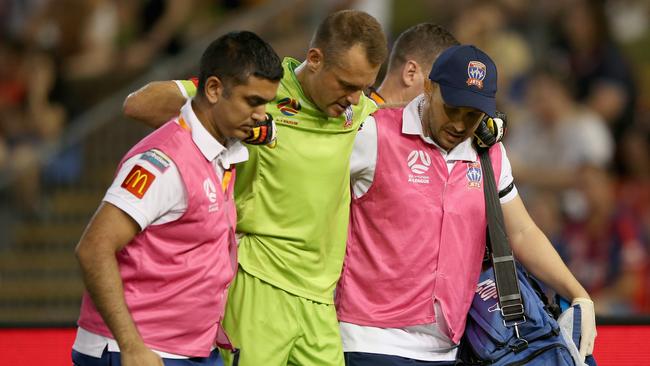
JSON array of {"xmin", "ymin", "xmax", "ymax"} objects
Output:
[{"xmin": 121, "ymin": 164, "xmax": 155, "ymax": 199}]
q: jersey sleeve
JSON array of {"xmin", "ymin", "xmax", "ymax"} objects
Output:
[
  {"xmin": 174, "ymin": 77, "xmax": 198, "ymax": 99},
  {"xmin": 498, "ymin": 143, "xmax": 518, "ymax": 204},
  {"xmin": 350, "ymin": 94, "xmax": 379, "ymax": 131},
  {"xmin": 103, "ymin": 150, "xmax": 186, "ymax": 230},
  {"xmin": 350, "ymin": 116, "xmax": 378, "ymax": 198}
]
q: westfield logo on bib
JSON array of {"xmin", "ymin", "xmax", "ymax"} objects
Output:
[{"xmin": 407, "ymin": 150, "xmax": 431, "ymax": 184}]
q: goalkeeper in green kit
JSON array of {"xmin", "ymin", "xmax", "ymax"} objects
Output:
[{"xmin": 123, "ymin": 11, "xmax": 388, "ymax": 366}]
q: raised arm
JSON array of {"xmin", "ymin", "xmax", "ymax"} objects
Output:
[
  {"xmin": 123, "ymin": 81, "xmax": 187, "ymax": 128},
  {"xmin": 75, "ymin": 203, "xmax": 163, "ymax": 366}
]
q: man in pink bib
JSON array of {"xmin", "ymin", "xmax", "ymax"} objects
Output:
[
  {"xmin": 71, "ymin": 31, "xmax": 282, "ymax": 366},
  {"xmin": 336, "ymin": 45, "xmax": 596, "ymax": 366}
]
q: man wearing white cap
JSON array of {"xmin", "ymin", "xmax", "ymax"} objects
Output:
[{"xmin": 336, "ymin": 45, "xmax": 596, "ymax": 366}]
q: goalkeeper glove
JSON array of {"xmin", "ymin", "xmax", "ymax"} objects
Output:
[
  {"xmin": 244, "ymin": 113, "xmax": 277, "ymax": 148},
  {"xmin": 474, "ymin": 111, "xmax": 507, "ymax": 148}
]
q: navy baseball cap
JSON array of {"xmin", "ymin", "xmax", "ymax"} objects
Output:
[{"xmin": 428, "ymin": 45, "xmax": 497, "ymax": 117}]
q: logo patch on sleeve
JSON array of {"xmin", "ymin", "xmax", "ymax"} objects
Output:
[
  {"xmin": 121, "ymin": 165, "xmax": 155, "ymax": 199},
  {"xmin": 139, "ymin": 149, "xmax": 171, "ymax": 173}
]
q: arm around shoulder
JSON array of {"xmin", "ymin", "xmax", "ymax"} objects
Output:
[{"xmin": 123, "ymin": 81, "xmax": 187, "ymax": 128}]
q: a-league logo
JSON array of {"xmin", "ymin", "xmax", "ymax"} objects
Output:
[
  {"xmin": 203, "ymin": 178, "xmax": 217, "ymax": 203},
  {"xmin": 407, "ymin": 150, "xmax": 431, "ymax": 174}
]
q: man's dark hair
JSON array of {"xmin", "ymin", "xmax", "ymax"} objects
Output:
[
  {"xmin": 310, "ymin": 10, "xmax": 387, "ymax": 67},
  {"xmin": 387, "ymin": 23, "xmax": 459, "ymax": 74},
  {"xmin": 197, "ymin": 31, "xmax": 283, "ymax": 96}
]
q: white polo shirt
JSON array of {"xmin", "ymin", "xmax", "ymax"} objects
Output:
[
  {"xmin": 73, "ymin": 99, "xmax": 248, "ymax": 359},
  {"xmin": 341, "ymin": 95, "xmax": 518, "ymax": 361}
]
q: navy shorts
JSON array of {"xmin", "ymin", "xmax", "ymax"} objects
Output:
[
  {"xmin": 344, "ymin": 352, "xmax": 456, "ymax": 366},
  {"xmin": 71, "ymin": 347, "xmax": 223, "ymax": 366}
]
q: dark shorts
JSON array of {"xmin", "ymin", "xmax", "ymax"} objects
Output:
[
  {"xmin": 344, "ymin": 352, "xmax": 456, "ymax": 366},
  {"xmin": 71, "ymin": 347, "xmax": 223, "ymax": 366}
]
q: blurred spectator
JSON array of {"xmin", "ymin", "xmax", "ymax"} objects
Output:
[
  {"xmin": 0, "ymin": 0, "xmax": 257, "ymax": 215},
  {"xmin": 0, "ymin": 0, "xmax": 47, "ymax": 40},
  {"xmin": 15, "ymin": 0, "xmax": 118, "ymax": 81},
  {"xmin": 618, "ymin": 127, "xmax": 650, "ymax": 214},
  {"xmin": 17, "ymin": 0, "xmax": 102, "ymax": 117},
  {"xmin": 62, "ymin": 0, "xmax": 119, "ymax": 80},
  {"xmin": 606, "ymin": 0, "xmax": 649, "ymax": 44},
  {"xmin": 557, "ymin": 165, "xmax": 648, "ymax": 315},
  {"xmin": 0, "ymin": 39, "xmax": 28, "ymax": 119},
  {"xmin": 507, "ymin": 66, "xmax": 614, "ymax": 205},
  {"xmin": 0, "ymin": 39, "xmax": 66, "ymax": 214},
  {"xmin": 554, "ymin": 0, "xmax": 637, "ymax": 144},
  {"xmin": 120, "ymin": 0, "xmax": 194, "ymax": 72},
  {"xmin": 452, "ymin": 1, "xmax": 533, "ymax": 106},
  {"xmin": 22, "ymin": 0, "xmax": 93, "ymax": 60},
  {"xmin": 616, "ymin": 127, "xmax": 650, "ymax": 312},
  {"xmin": 19, "ymin": 0, "xmax": 195, "ymax": 115}
]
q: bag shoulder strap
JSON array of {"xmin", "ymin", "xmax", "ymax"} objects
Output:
[{"xmin": 479, "ymin": 148, "xmax": 526, "ymax": 326}]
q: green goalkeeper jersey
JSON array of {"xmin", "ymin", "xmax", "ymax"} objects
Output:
[{"xmin": 179, "ymin": 57, "xmax": 377, "ymax": 303}]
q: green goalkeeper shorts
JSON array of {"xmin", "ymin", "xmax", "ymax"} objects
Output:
[{"xmin": 220, "ymin": 267, "xmax": 344, "ymax": 366}]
